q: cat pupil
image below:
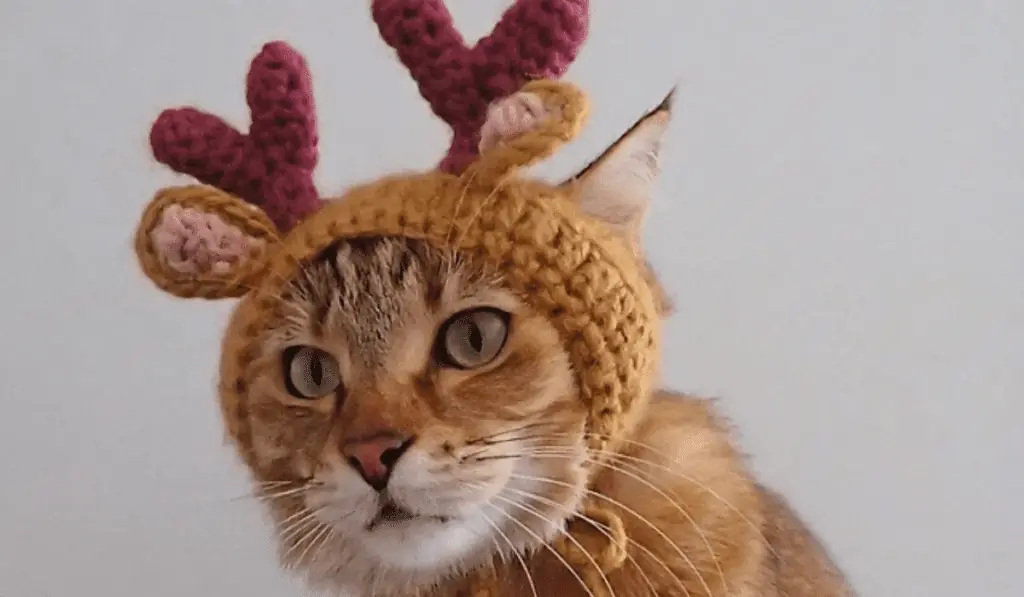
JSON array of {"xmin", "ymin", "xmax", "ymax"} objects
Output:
[
  {"xmin": 468, "ymin": 323, "xmax": 483, "ymax": 353},
  {"xmin": 309, "ymin": 356, "xmax": 323, "ymax": 385}
]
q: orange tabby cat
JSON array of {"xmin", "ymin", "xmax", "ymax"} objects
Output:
[{"xmin": 219, "ymin": 97, "xmax": 858, "ymax": 597}]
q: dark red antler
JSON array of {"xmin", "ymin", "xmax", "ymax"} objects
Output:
[
  {"xmin": 371, "ymin": 0, "xmax": 589, "ymax": 174},
  {"xmin": 149, "ymin": 42, "xmax": 322, "ymax": 232}
]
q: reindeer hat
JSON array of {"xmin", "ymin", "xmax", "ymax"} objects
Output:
[{"xmin": 133, "ymin": 1, "xmax": 659, "ymax": 581}]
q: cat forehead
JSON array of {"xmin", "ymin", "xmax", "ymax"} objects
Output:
[
  {"xmin": 284, "ymin": 237, "xmax": 500, "ymax": 306},
  {"xmin": 276, "ymin": 237, "xmax": 509, "ymax": 357}
]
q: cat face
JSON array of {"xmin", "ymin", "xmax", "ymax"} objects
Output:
[{"xmin": 237, "ymin": 236, "xmax": 589, "ymax": 584}]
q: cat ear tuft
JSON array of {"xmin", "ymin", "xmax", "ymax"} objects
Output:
[{"xmin": 561, "ymin": 89, "xmax": 673, "ymax": 239}]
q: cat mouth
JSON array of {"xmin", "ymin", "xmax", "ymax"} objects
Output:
[{"xmin": 368, "ymin": 500, "xmax": 448, "ymax": 530}]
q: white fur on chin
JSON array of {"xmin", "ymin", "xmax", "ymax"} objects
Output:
[{"xmin": 293, "ymin": 442, "xmax": 580, "ymax": 597}]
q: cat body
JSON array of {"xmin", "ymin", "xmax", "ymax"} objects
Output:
[
  {"xmin": 493, "ymin": 390, "xmax": 858, "ymax": 597},
  {"xmin": 221, "ymin": 240, "xmax": 856, "ymax": 596},
  {"xmin": 133, "ymin": 12, "xmax": 856, "ymax": 594}
]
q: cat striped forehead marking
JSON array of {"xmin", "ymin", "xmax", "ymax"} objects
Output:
[{"xmin": 282, "ymin": 238, "xmax": 496, "ymax": 367}]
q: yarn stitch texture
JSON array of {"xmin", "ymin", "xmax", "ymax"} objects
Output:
[
  {"xmin": 149, "ymin": 42, "xmax": 321, "ymax": 232},
  {"xmin": 372, "ymin": 0, "xmax": 588, "ymax": 174}
]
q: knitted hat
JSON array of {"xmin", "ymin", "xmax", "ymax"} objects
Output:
[{"xmin": 134, "ymin": 1, "xmax": 659, "ymax": 592}]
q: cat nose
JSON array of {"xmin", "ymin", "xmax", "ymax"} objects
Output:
[{"xmin": 341, "ymin": 432, "xmax": 413, "ymax": 491}]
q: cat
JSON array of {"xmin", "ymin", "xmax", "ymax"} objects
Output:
[{"xmin": 220, "ymin": 95, "xmax": 859, "ymax": 597}]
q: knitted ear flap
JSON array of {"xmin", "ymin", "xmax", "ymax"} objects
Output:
[
  {"xmin": 136, "ymin": 40, "xmax": 319, "ymax": 300},
  {"xmin": 134, "ymin": 185, "xmax": 279, "ymax": 300},
  {"xmin": 462, "ymin": 79, "xmax": 589, "ymax": 187}
]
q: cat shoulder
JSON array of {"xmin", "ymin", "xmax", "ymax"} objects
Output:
[{"xmin": 615, "ymin": 390, "xmax": 750, "ymax": 480}]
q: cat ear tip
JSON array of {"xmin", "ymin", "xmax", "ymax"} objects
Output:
[{"xmin": 661, "ymin": 87, "xmax": 676, "ymax": 107}]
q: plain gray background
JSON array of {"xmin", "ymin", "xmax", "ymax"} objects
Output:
[{"xmin": 1, "ymin": 0, "xmax": 1021, "ymax": 595}]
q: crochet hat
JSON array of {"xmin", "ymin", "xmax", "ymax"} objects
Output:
[{"xmin": 133, "ymin": 2, "xmax": 660, "ymax": 586}]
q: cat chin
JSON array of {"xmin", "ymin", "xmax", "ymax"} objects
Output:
[
  {"xmin": 293, "ymin": 514, "xmax": 511, "ymax": 597},
  {"xmin": 289, "ymin": 451, "xmax": 587, "ymax": 594},
  {"xmin": 359, "ymin": 513, "xmax": 496, "ymax": 572},
  {"xmin": 295, "ymin": 483, "xmax": 579, "ymax": 596}
]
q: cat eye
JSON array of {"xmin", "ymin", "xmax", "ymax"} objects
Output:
[
  {"xmin": 436, "ymin": 307, "xmax": 510, "ymax": 369},
  {"xmin": 281, "ymin": 346, "xmax": 342, "ymax": 399}
]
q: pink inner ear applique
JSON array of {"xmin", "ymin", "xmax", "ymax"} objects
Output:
[
  {"xmin": 149, "ymin": 204, "xmax": 264, "ymax": 275},
  {"xmin": 478, "ymin": 92, "xmax": 551, "ymax": 152}
]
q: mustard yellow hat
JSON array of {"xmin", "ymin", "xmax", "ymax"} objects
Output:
[{"xmin": 134, "ymin": 0, "xmax": 659, "ymax": 467}]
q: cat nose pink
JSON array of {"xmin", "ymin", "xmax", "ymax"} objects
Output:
[{"xmin": 341, "ymin": 432, "xmax": 413, "ymax": 491}]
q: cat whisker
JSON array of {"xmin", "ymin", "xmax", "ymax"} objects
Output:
[
  {"xmin": 314, "ymin": 528, "xmax": 336, "ymax": 566},
  {"xmin": 515, "ymin": 446, "xmax": 726, "ymax": 597},
  {"xmin": 457, "ymin": 435, "xmax": 568, "ymax": 461},
  {"xmin": 295, "ymin": 523, "xmax": 334, "ymax": 570},
  {"xmin": 235, "ymin": 480, "xmax": 322, "ymax": 504},
  {"xmin": 278, "ymin": 508, "xmax": 323, "ymax": 547},
  {"xmin": 512, "ymin": 430, "xmax": 779, "ymax": 559},
  {"xmin": 282, "ymin": 519, "xmax": 329, "ymax": 567},
  {"xmin": 474, "ymin": 503, "xmax": 540, "ymax": 597},
  {"xmin": 496, "ymin": 483, "xmax": 687, "ymax": 597},
  {"xmin": 254, "ymin": 479, "xmax": 300, "ymax": 487},
  {"xmin": 464, "ymin": 421, "xmax": 560, "ymax": 445},
  {"xmin": 594, "ymin": 447, "xmax": 777, "ymax": 559},
  {"xmin": 468, "ymin": 431, "xmax": 563, "ymax": 449},
  {"xmin": 460, "ymin": 438, "xmax": 570, "ymax": 463},
  {"xmin": 459, "ymin": 434, "xmax": 730, "ymax": 593},
  {"xmin": 507, "ymin": 471, "xmax": 715, "ymax": 597},
  {"xmin": 584, "ymin": 432, "xmax": 779, "ymax": 557},
  {"xmin": 476, "ymin": 498, "xmax": 600, "ymax": 597},
  {"xmin": 467, "ymin": 453, "xmax": 530, "ymax": 463},
  {"xmin": 480, "ymin": 486, "xmax": 617, "ymax": 597},
  {"xmin": 275, "ymin": 506, "xmax": 317, "ymax": 532}
]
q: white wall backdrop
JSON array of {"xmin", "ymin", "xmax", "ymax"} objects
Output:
[{"xmin": 0, "ymin": 1, "xmax": 1021, "ymax": 596}]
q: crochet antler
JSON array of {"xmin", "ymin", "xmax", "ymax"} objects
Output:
[
  {"xmin": 371, "ymin": 0, "xmax": 589, "ymax": 174},
  {"xmin": 149, "ymin": 42, "xmax": 322, "ymax": 232}
]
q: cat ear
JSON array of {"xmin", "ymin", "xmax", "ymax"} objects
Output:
[
  {"xmin": 560, "ymin": 91, "xmax": 675, "ymax": 314},
  {"xmin": 133, "ymin": 185, "xmax": 280, "ymax": 300},
  {"xmin": 561, "ymin": 90, "xmax": 673, "ymax": 243}
]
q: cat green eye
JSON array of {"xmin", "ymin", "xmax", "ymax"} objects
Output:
[
  {"xmin": 436, "ymin": 308, "xmax": 511, "ymax": 370},
  {"xmin": 282, "ymin": 346, "xmax": 341, "ymax": 399}
]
